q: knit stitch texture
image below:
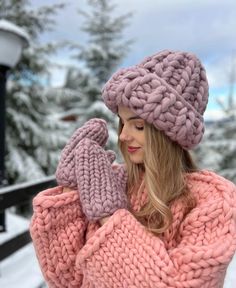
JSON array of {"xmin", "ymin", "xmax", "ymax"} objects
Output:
[
  {"xmin": 56, "ymin": 118, "xmax": 108, "ymax": 188},
  {"xmin": 30, "ymin": 169, "xmax": 236, "ymax": 288},
  {"xmin": 102, "ymin": 50, "xmax": 209, "ymax": 149},
  {"xmin": 75, "ymin": 138, "xmax": 128, "ymax": 221}
]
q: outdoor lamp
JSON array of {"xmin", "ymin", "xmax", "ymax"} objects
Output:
[{"xmin": 0, "ymin": 19, "xmax": 29, "ymax": 68}]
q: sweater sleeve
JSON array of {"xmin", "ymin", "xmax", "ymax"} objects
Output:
[
  {"xmin": 30, "ymin": 186, "xmax": 88, "ymax": 288},
  {"xmin": 76, "ymin": 176, "xmax": 236, "ymax": 288}
]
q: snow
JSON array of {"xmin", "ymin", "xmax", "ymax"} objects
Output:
[
  {"xmin": 0, "ymin": 211, "xmax": 45, "ymax": 288},
  {"xmin": 195, "ymin": 116, "xmax": 236, "ymax": 183},
  {"xmin": 0, "ymin": 210, "xmax": 29, "ymax": 244},
  {"xmin": 224, "ymin": 255, "xmax": 236, "ymax": 288},
  {"xmin": 0, "ymin": 243, "xmax": 45, "ymax": 288},
  {"xmin": 0, "ymin": 210, "xmax": 235, "ymax": 287}
]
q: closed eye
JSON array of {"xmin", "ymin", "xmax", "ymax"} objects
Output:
[
  {"xmin": 118, "ymin": 115, "xmax": 144, "ymax": 130},
  {"xmin": 135, "ymin": 126, "xmax": 144, "ymax": 131}
]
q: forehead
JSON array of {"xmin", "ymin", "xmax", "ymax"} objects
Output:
[{"xmin": 118, "ymin": 105, "xmax": 137, "ymax": 119}]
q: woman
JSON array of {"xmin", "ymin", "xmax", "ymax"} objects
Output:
[{"xmin": 30, "ymin": 50, "xmax": 236, "ymax": 288}]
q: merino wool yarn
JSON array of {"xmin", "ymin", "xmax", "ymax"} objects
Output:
[
  {"xmin": 102, "ymin": 50, "xmax": 209, "ymax": 149},
  {"xmin": 30, "ymin": 169, "xmax": 236, "ymax": 288}
]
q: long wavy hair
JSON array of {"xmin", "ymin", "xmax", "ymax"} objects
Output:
[{"xmin": 118, "ymin": 120, "xmax": 198, "ymax": 235}]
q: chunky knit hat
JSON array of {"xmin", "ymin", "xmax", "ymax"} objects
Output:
[{"xmin": 102, "ymin": 50, "xmax": 209, "ymax": 149}]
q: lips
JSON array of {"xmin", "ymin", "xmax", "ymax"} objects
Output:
[{"xmin": 127, "ymin": 146, "xmax": 140, "ymax": 153}]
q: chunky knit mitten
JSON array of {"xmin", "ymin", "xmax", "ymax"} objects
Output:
[
  {"xmin": 76, "ymin": 138, "xmax": 128, "ymax": 221},
  {"xmin": 56, "ymin": 118, "xmax": 108, "ymax": 188}
]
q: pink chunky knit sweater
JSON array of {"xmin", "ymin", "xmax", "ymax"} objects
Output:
[{"xmin": 30, "ymin": 169, "xmax": 236, "ymax": 288}]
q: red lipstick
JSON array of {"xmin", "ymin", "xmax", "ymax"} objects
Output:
[{"xmin": 127, "ymin": 146, "xmax": 140, "ymax": 153}]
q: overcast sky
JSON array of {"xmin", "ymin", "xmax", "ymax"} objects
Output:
[{"xmin": 32, "ymin": 0, "xmax": 236, "ymax": 119}]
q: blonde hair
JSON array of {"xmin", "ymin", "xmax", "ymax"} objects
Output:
[{"xmin": 118, "ymin": 120, "xmax": 197, "ymax": 235}]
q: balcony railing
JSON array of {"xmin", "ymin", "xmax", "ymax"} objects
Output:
[{"xmin": 0, "ymin": 176, "xmax": 56, "ymax": 261}]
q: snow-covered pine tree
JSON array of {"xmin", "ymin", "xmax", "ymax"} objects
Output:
[
  {"xmin": 194, "ymin": 57, "xmax": 236, "ymax": 183},
  {"xmin": 194, "ymin": 118, "xmax": 236, "ymax": 183},
  {"xmin": 64, "ymin": 0, "xmax": 133, "ymax": 151},
  {"xmin": 0, "ymin": 0, "xmax": 77, "ymax": 183}
]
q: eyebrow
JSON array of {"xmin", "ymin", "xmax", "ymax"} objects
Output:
[{"xmin": 119, "ymin": 115, "xmax": 142, "ymax": 121}]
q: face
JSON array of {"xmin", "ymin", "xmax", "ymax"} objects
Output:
[{"xmin": 118, "ymin": 105, "xmax": 145, "ymax": 164}]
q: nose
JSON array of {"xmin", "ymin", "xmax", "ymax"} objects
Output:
[{"xmin": 119, "ymin": 125, "xmax": 132, "ymax": 142}]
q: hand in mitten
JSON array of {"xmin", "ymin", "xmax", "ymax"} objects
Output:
[
  {"xmin": 75, "ymin": 138, "xmax": 128, "ymax": 221},
  {"xmin": 56, "ymin": 118, "xmax": 108, "ymax": 188}
]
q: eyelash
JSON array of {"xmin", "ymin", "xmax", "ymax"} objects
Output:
[
  {"xmin": 119, "ymin": 120, "xmax": 144, "ymax": 130},
  {"xmin": 135, "ymin": 126, "xmax": 144, "ymax": 131}
]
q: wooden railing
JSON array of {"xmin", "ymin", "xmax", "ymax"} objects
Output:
[{"xmin": 0, "ymin": 176, "xmax": 56, "ymax": 261}]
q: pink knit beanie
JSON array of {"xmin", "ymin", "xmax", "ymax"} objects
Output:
[{"xmin": 102, "ymin": 50, "xmax": 209, "ymax": 149}]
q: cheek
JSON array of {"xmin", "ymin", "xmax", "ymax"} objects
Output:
[{"xmin": 137, "ymin": 134, "xmax": 145, "ymax": 147}]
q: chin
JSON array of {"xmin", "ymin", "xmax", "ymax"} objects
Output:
[{"xmin": 129, "ymin": 155, "xmax": 144, "ymax": 164}]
